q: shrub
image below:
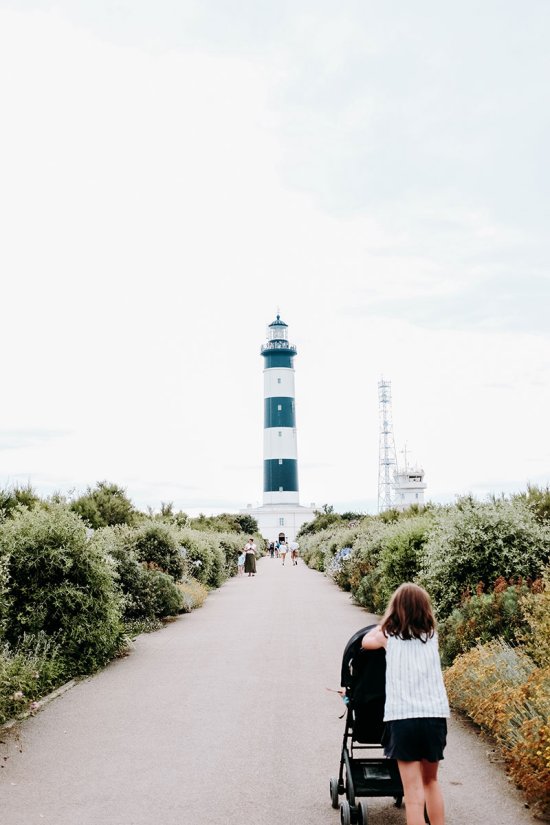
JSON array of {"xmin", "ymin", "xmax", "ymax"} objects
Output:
[
  {"xmin": 0, "ymin": 505, "xmax": 123, "ymax": 676},
  {"xmin": 138, "ymin": 566, "xmax": 184, "ymax": 617},
  {"xmin": 218, "ymin": 534, "xmax": 243, "ymax": 580},
  {"xmin": 298, "ymin": 511, "xmax": 344, "ymax": 536},
  {"xmin": 438, "ymin": 581, "xmax": 529, "ymax": 666},
  {"xmin": 513, "ymin": 484, "xmax": 550, "ymax": 524},
  {"xmin": 178, "ymin": 528, "xmax": 235, "ymax": 588},
  {"xmin": 0, "ymin": 545, "xmax": 8, "ymax": 637},
  {"xmin": 126, "ymin": 521, "xmax": 184, "ymax": 581},
  {"xmin": 176, "ymin": 577, "xmax": 209, "ymax": 612},
  {"xmin": 345, "ymin": 521, "xmax": 389, "ymax": 610},
  {"xmin": 518, "ymin": 564, "xmax": 550, "ymax": 667},
  {"xmin": 444, "ymin": 640, "xmax": 550, "ymax": 814},
  {"xmin": 419, "ymin": 498, "xmax": 550, "ymax": 618},
  {"xmin": 299, "ymin": 535, "xmax": 327, "ymax": 571},
  {"xmin": 0, "ymin": 484, "xmax": 40, "ymax": 521},
  {"xmin": 0, "ymin": 633, "xmax": 66, "ymax": 725},
  {"xmin": 70, "ymin": 481, "xmax": 137, "ymax": 529},
  {"xmin": 374, "ymin": 515, "xmax": 433, "ymax": 612},
  {"xmin": 92, "ymin": 527, "xmax": 184, "ymax": 622}
]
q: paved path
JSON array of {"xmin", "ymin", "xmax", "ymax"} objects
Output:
[{"xmin": 0, "ymin": 557, "xmax": 534, "ymax": 825}]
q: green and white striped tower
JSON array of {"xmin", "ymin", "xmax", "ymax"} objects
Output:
[
  {"xmin": 261, "ymin": 314, "xmax": 299, "ymax": 505},
  {"xmin": 242, "ymin": 313, "xmax": 315, "ymax": 543}
]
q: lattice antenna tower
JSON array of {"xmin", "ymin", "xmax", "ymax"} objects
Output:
[{"xmin": 378, "ymin": 378, "xmax": 397, "ymax": 512}]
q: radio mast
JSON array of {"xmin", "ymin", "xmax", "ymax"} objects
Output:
[{"xmin": 378, "ymin": 378, "xmax": 397, "ymax": 512}]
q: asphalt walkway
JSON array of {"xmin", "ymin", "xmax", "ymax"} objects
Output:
[{"xmin": 0, "ymin": 557, "xmax": 534, "ymax": 825}]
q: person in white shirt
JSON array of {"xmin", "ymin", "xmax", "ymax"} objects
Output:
[
  {"xmin": 279, "ymin": 542, "xmax": 288, "ymax": 565},
  {"xmin": 362, "ymin": 582, "xmax": 450, "ymax": 825},
  {"xmin": 243, "ymin": 538, "xmax": 257, "ymax": 576}
]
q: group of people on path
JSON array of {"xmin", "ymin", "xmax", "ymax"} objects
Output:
[
  {"xmin": 237, "ymin": 536, "xmax": 300, "ymax": 576},
  {"xmin": 268, "ymin": 539, "xmax": 299, "ymax": 565}
]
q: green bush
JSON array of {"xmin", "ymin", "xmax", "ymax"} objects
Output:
[
  {"xmin": 353, "ymin": 570, "xmax": 383, "ymax": 612},
  {"xmin": 0, "ymin": 544, "xmax": 8, "ymax": 637},
  {"xmin": 374, "ymin": 515, "xmax": 433, "ymax": 612},
  {"xmin": 300, "ymin": 542, "xmax": 326, "ymax": 571},
  {"xmin": 178, "ymin": 530, "xmax": 215, "ymax": 586},
  {"xmin": 70, "ymin": 481, "xmax": 137, "ymax": 529},
  {"xmin": 0, "ymin": 505, "xmax": 123, "ymax": 676},
  {"xmin": 138, "ymin": 566, "xmax": 184, "ymax": 618},
  {"xmin": 518, "ymin": 564, "xmax": 550, "ymax": 667},
  {"xmin": 0, "ymin": 484, "xmax": 40, "ymax": 522},
  {"xmin": 219, "ymin": 535, "xmax": 242, "ymax": 578},
  {"xmin": 344, "ymin": 521, "xmax": 389, "ymax": 609},
  {"xmin": 126, "ymin": 521, "xmax": 184, "ymax": 581},
  {"xmin": 419, "ymin": 498, "xmax": 550, "ymax": 618},
  {"xmin": 438, "ymin": 581, "xmax": 529, "ymax": 666},
  {"xmin": 92, "ymin": 527, "xmax": 184, "ymax": 622},
  {"xmin": 513, "ymin": 484, "xmax": 550, "ymax": 524}
]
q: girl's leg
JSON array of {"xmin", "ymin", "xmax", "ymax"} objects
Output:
[
  {"xmin": 421, "ymin": 760, "xmax": 444, "ymax": 825},
  {"xmin": 396, "ymin": 761, "xmax": 427, "ymax": 825}
]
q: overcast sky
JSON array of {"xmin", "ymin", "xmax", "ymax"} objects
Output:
[{"xmin": 1, "ymin": 1, "xmax": 549, "ymax": 515}]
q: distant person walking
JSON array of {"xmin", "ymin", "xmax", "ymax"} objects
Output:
[
  {"xmin": 361, "ymin": 583, "xmax": 450, "ymax": 825},
  {"xmin": 289, "ymin": 540, "xmax": 299, "ymax": 565},
  {"xmin": 279, "ymin": 541, "xmax": 288, "ymax": 565},
  {"xmin": 237, "ymin": 550, "xmax": 245, "ymax": 576},
  {"xmin": 244, "ymin": 537, "xmax": 257, "ymax": 577}
]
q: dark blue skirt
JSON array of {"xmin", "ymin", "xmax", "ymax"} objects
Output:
[{"xmin": 382, "ymin": 718, "xmax": 447, "ymax": 762}]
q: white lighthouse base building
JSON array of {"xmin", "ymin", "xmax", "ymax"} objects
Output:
[{"xmin": 241, "ymin": 503, "xmax": 316, "ymax": 544}]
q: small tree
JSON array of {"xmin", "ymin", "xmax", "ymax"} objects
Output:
[
  {"xmin": 233, "ymin": 513, "xmax": 258, "ymax": 534},
  {"xmin": 0, "ymin": 484, "xmax": 40, "ymax": 521},
  {"xmin": 513, "ymin": 484, "xmax": 550, "ymax": 524},
  {"xmin": 71, "ymin": 481, "xmax": 136, "ymax": 529}
]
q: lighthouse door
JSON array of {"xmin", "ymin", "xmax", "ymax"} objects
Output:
[{"xmin": 278, "ymin": 532, "xmax": 286, "ymax": 543}]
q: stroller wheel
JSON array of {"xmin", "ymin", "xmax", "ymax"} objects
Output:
[
  {"xmin": 329, "ymin": 777, "xmax": 340, "ymax": 809},
  {"xmin": 340, "ymin": 800, "xmax": 351, "ymax": 825},
  {"xmin": 357, "ymin": 800, "xmax": 368, "ymax": 825}
]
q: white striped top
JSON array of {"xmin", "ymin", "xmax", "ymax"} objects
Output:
[{"xmin": 384, "ymin": 633, "xmax": 450, "ymax": 721}]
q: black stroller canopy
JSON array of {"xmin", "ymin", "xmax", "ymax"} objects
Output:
[{"xmin": 340, "ymin": 625, "xmax": 386, "ymax": 744}]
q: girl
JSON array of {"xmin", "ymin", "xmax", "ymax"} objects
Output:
[{"xmin": 361, "ymin": 583, "xmax": 450, "ymax": 825}]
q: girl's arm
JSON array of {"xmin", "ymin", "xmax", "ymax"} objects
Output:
[{"xmin": 361, "ymin": 625, "xmax": 387, "ymax": 650}]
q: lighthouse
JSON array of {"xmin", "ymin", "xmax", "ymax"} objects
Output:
[
  {"xmin": 242, "ymin": 314, "xmax": 315, "ymax": 542},
  {"xmin": 261, "ymin": 314, "xmax": 299, "ymax": 505}
]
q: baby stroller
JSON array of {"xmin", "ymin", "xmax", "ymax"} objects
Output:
[{"xmin": 330, "ymin": 625, "xmax": 404, "ymax": 824}]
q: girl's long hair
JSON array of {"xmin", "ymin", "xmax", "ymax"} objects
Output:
[{"xmin": 380, "ymin": 582, "xmax": 436, "ymax": 641}]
